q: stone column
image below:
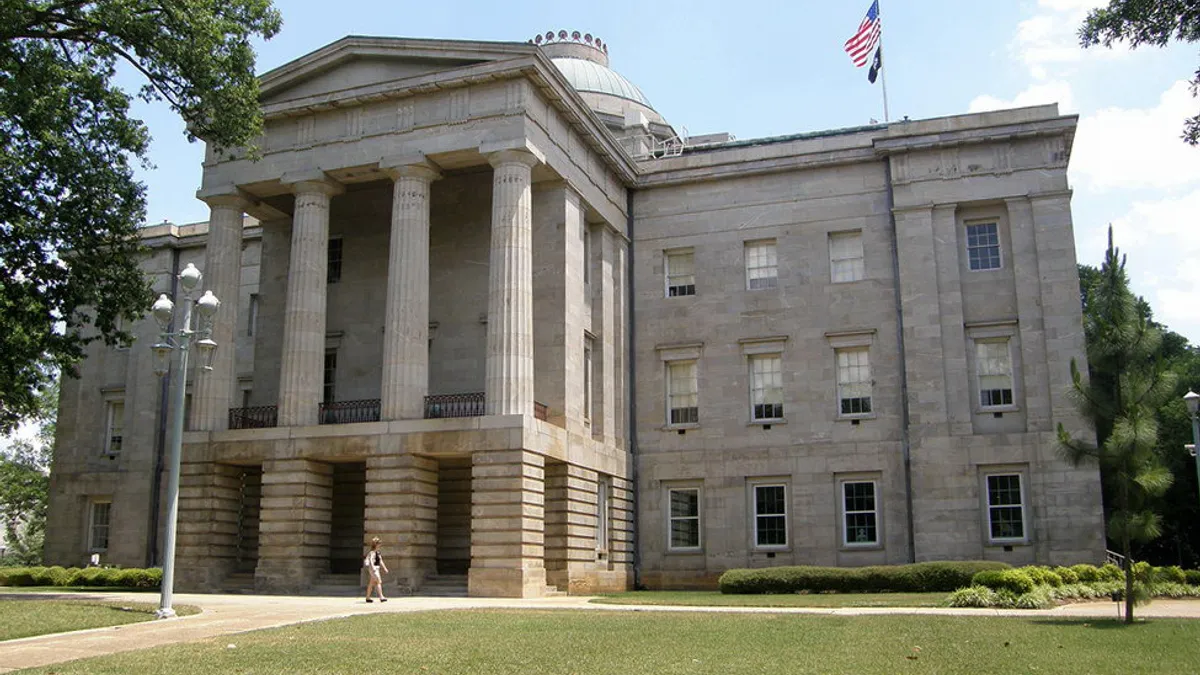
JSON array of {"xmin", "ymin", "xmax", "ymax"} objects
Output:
[
  {"xmin": 484, "ymin": 149, "xmax": 541, "ymax": 416},
  {"xmin": 468, "ymin": 449, "xmax": 546, "ymax": 597},
  {"xmin": 363, "ymin": 450, "xmax": 438, "ymax": 593},
  {"xmin": 190, "ymin": 193, "xmax": 250, "ymax": 431},
  {"xmin": 174, "ymin": 457, "xmax": 242, "ymax": 591},
  {"xmin": 591, "ymin": 226, "xmax": 616, "ymax": 444},
  {"xmin": 544, "ymin": 462, "xmax": 600, "ymax": 593},
  {"xmin": 380, "ymin": 159, "xmax": 441, "ymax": 420},
  {"xmin": 256, "ymin": 459, "xmax": 333, "ymax": 592},
  {"xmin": 277, "ymin": 177, "xmax": 342, "ymax": 427}
]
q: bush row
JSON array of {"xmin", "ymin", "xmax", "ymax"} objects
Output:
[
  {"xmin": 948, "ymin": 581, "xmax": 1200, "ymax": 609},
  {"xmin": 952, "ymin": 562, "xmax": 1200, "ymax": 609},
  {"xmin": 0, "ymin": 566, "xmax": 162, "ymax": 589},
  {"xmin": 718, "ymin": 561, "xmax": 1012, "ymax": 594}
]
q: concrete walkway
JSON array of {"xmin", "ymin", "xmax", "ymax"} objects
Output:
[{"xmin": 2, "ymin": 592, "xmax": 1199, "ymax": 672}]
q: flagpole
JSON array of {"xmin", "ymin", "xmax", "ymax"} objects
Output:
[{"xmin": 878, "ymin": 2, "xmax": 891, "ymax": 122}]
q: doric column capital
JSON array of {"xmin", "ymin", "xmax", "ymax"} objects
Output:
[
  {"xmin": 196, "ymin": 185, "xmax": 253, "ymax": 211},
  {"xmin": 481, "ymin": 138, "xmax": 544, "ymax": 169},
  {"xmin": 380, "ymin": 155, "xmax": 442, "ymax": 183},
  {"xmin": 281, "ymin": 171, "xmax": 344, "ymax": 197}
]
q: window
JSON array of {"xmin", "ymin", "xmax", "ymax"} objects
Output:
[
  {"xmin": 668, "ymin": 487, "xmax": 701, "ymax": 550},
  {"xmin": 842, "ymin": 481, "xmax": 878, "ymax": 546},
  {"xmin": 829, "ymin": 231, "xmax": 865, "ymax": 283},
  {"xmin": 966, "ymin": 222, "xmax": 1001, "ymax": 271},
  {"xmin": 752, "ymin": 483, "xmax": 788, "ymax": 548},
  {"xmin": 666, "ymin": 360, "xmax": 698, "ymax": 425},
  {"xmin": 584, "ymin": 336, "xmax": 594, "ymax": 422},
  {"xmin": 665, "ymin": 249, "xmax": 695, "ymax": 297},
  {"xmin": 327, "ymin": 237, "xmax": 343, "ymax": 283},
  {"xmin": 836, "ymin": 348, "xmax": 873, "ymax": 416},
  {"xmin": 104, "ymin": 400, "xmax": 124, "ymax": 456},
  {"xmin": 745, "ymin": 240, "xmax": 778, "ymax": 290},
  {"xmin": 246, "ymin": 293, "xmax": 259, "ymax": 337},
  {"xmin": 749, "ymin": 354, "xmax": 784, "ymax": 421},
  {"xmin": 583, "ymin": 226, "xmax": 592, "ymax": 287},
  {"xmin": 323, "ymin": 350, "xmax": 337, "ymax": 403},
  {"xmin": 88, "ymin": 500, "xmax": 112, "ymax": 552},
  {"xmin": 977, "ymin": 339, "xmax": 1014, "ymax": 408},
  {"xmin": 597, "ymin": 476, "xmax": 610, "ymax": 554},
  {"xmin": 986, "ymin": 473, "xmax": 1026, "ymax": 542}
]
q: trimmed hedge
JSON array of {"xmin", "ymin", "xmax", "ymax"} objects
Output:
[
  {"xmin": 971, "ymin": 569, "xmax": 1036, "ymax": 595},
  {"xmin": 0, "ymin": 566, "xmax": 161, "ymax": 589},
  {"xmin": 717, "ymin": 561, "xmax": 1012, "ymax": 594}
]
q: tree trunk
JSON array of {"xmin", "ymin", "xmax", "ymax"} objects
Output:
[{"xmin": 1123, "ymin": 534, "xmax": 1134, "ymax": 624}]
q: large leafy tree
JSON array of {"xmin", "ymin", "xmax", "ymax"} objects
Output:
[
  {"xmin": 0, "ymin": 1, "xmax": 281, "ymax": 432},
  {"xmin": 0, "ymin": 375, "xmax": 57, "ymax": 564},
  {"xmin": 1080, "ymin": 0, "xmax": 1200, "ymax": 144},
  {"xmin": 1059, "ymin": 228, "xmax": 1176, "ymax": 623}
]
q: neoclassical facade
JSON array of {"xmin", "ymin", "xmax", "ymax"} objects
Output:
[{"xmin": 45, "ymin": 32, "xmax": 1105, "ymax": 595}]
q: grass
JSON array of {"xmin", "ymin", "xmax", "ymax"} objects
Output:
[
  {"xmin": 591, "ymin": 590, "xmax": 949, "ymax": 607},
  {"xmin": 15, "ymin": 609, "xmax": 1200, "ymax": 674},
  {"xmin": 0, "ymin": 600, "xmax": 160, "ymax": 641},
  {"xmin": 0, "ymin": 586, "xmax": 157, "ymax": 594}
]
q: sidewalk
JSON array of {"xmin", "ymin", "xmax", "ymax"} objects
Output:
[{"xmin": 2, "ymin": 592, "xmax": 1199, "ymax": 672}]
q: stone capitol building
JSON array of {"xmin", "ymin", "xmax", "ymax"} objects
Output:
[{"xmin": 44, "ymin": 30, "xmax": 1105, "ymax": 596}]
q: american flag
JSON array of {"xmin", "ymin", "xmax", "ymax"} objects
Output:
[{"xmin": 844, "ymin": 0, "xmax": 882, "ymax": 68}]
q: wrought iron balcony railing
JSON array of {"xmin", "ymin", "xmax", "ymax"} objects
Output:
[
  {"xmin": 319, "ymin": 399, "xmax": 381, "ymax": 425},
  {"xmin": 228, "ymin": 405, "xmax": 279, "ymax": 430},
  {"xmin": 228, "ymin": 395, "xmax": 548, "ymax": 429}
]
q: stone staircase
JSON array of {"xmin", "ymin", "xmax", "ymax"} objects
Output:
[
  {"xmin": 309, "ymin": 572, "xmax": 363, "ymax": 597},
  {"xmin": 418, "ymin": 574, "xmax": 468, "ymax": 597},
  {"xmin": 220, "ymin": 571, "xmax": 257, "ymax": 595}
]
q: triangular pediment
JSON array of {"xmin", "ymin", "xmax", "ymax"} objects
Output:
[{"xmin": 258, "ymin": 36, "xmax": 534, "ymax": 107}]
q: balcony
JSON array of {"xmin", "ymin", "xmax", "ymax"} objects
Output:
[{"xmin": 227, "ymin": 393, "xmax": 548, "ymax": 430}]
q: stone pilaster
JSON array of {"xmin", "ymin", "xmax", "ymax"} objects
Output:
[
  {"xmin": 591, "ymin": 226, "xmax": 616, "ymax": 443},
  {"xmin": 544, "ymin": 462, "xmax": 598, "ymax": 592},
  {"xmin": 256, "ymin": 459, "xmax": 333, "ymax": 592},
  {"xmin": 380, "ymin": 159, "xmax": 441, "ymax": 420},
  {"xmin": 930, "ymin": 203, "xmax": 970, "ymax": 435},
  {"xmin": 485, "ymin": 149, "xmax": 540, "ymax": 416},
  {"xmin": 1006, "ymin": 197, "xmax": 1051, "ymax": 430},
  {"xmin": 364, "ymin": 451, "xmax": 438, "ymax": 593},
  {"xmin": 609, "ymin": 475, "xmax": 635, "ymax": 585},
  {"xmin": 190, "ymin": 194, "xmax": 249, "ymax": 431},
  {"xmin": 277, "ymin": 177, "xmax": 342, "ymax": 427},
  {"xmin": 174, "ymin": 458, "xmax": 241, "ymax": 591},
  {"xmin": 468, "ymin": 449, "xmax": 546, "ymax": 597}
]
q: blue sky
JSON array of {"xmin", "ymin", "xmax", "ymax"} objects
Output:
[{"xmin": 128, "ymin": 0, "xmax": 1200, "ymax": 343}]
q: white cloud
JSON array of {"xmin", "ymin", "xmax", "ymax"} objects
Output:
[
  {"xmin": 1070, "ymin": 81, "xmax": 1200, "ymax": 191},
  {"xmin": 969, "ymin": 80, "xmax": 1075, "ymax": 113}
]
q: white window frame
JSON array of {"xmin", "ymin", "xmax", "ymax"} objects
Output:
[
  {"xmin": 750, "ymin": 481, "xmax": 789, "ymax": 549},
  {"xmin": 983, "ymin": 470, "xmax": 1028, "ymax": 544},
  {"xmin": 829, "ymin": 230, "xmax": 865, "ymax": 283},
  {"xmin": 667, "ymin": 486, "xmax": 702, "ymax": 552},
  {"xmin": 666, "ymin": 360, "xmax": 699, "ymax": 427},
  {"xmin": 836, "ymin": 347, "xmax": 873, "ymax": 418},
  {"xmin": 840, "ymin": 479, "xmax": 880, "ymax": 547},
  {"xmin": 748, "ymin": 353, "xmax": 784, "ymax": 422},
  {"xmin": 104, "ymin": 399, "xmax": 124, "ymax": 457},
  {"xmin": 664, "ymin": 249, "xmax": 696, "ymax": 298},
  {"xmin": 965, "ymin": 221, "xmax": 1002, "ymax": 271},
  {"xmin": 745, "ymin": 239, "xmax": 778, "ymax": 290},
  {"xmin": 88, "ymin": 499, "xmax": 112, "ymax": 553},
  {"xmin": 976, "ymin": 338, "xmax": 1015, "ymax": 410}
]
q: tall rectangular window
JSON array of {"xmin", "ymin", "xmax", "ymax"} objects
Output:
[
  {"xmin": 88, "ymin": 500, "xmax": 112, "ymax": 552},
  {"xmin": 666, "ymin": 360, "xmax": 699, "ymax": 425},
  {"xmin": 842, "ymin": 481, "xmax": 878, "ymax": 546},
  {"xmin": 583, "ymin": 226, "xmax": 592, "ymax": 287},
  {"xmin": 668, "ymin": 487, "xmax": 701, "ymax": 550},
  {"xmin": 749, "ymin": 354, "xmax": 784, "ymax": 421},
  {"xmin": 745, "ymin": 239, "xmax": 778, "ymax": 290},
  {"xmin": 986, "ymin": 473, "xmax": 1026, "ymax": 542},
  {"xmin": 753, "ymin": 483, "xmax": 788, "ymax": 547},
  {"xmin": 597, "ymin": 475, "xmax": 610, "ymax": 554},
  {"xmin": 246, "ymin": 293, "xmax": 259, "ymax": 337},
  {"xmin": 966, "ymin": 222, "xmax": 1001, "ymax": 271},
  {"xmin": 584, "ymin": 336, "xmax": 594, "ymax": 422},
  {"xmin": 104, "ymin": 400, "xmax": 124, "ymax": 456},
  {"xmin": 837, "ymin": 348, "xmax": 873, "ymax": 416},
  {"xmin": 323, "ymin": 350, "xmax": 337, "ymax": 404},
  {"xmin": 977, "ymin": 339, "xmax": 1014, "ymax": 408},
  {"xmin": 327, "ymin": 237, "xmax": 344, "ymax": 283},
  {"xmin": 665, "ymin": 249, "xmax": 695, "ymax": 297},
  {"xmin": 829, "ymin": 231, "xmax": 865, "ymax": 283}
]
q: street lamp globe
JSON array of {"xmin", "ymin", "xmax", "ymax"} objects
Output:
[
  {"xmin": 1184, "ymin": 390, "xmax": 1199, "ymax": 416},
  {"xmin": 152, "ymin": 294, "xmax": 174, "ymax": 331},
  {"xmin": 179, "ymin": 263, "xmax": 203, "ymax": 293}
]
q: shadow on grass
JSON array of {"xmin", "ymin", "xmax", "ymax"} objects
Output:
[{"xmin": 1031, "ymin": 618, "xmax": 1153, "ymax": 630}]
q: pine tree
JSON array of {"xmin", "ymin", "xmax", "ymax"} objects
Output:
[{"xmin": 1058, "ymin": 227, "xmax": 1175, "ymax": 623}]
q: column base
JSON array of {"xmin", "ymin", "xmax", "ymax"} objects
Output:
[{"xmin": 468, "ymin": 567, "xmax": 547, "ymax": 598}]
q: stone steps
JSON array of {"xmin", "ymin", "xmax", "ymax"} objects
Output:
[
  {"xmin": 309, "ymin": 572, "xmax": 363, "ymax": 597},
  {"xmin": 220, "ymin": 571, "xmax": 257, "ymax": 595},
  {"xmin": 419, "ymin": 574, "xmax": 468, "ymax": 597}
]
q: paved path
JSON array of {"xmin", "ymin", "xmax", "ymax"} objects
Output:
[{"xmin": 2, "ymin": 592, "xmax": 1198, "ymax": 672}]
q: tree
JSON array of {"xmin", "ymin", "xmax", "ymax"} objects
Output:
[
  {"xmin": 1059, "ymin": 228, "xmax": 1176, "ymax": 623},
  {"xmin": 0, "ymin": 375, "xmax": 57, "ymax": 565},
  {"xmin": 0, "ymin": 1, "xmax": 281, "ymax": 432},
  {"xmin": 1080, "ymin": 0, "xmax": 1200, "ymax": 145}
]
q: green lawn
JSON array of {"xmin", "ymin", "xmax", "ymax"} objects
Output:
[
  {"xmin": 592, "ymin": 590, "xmax": 949, "ymax": 607},
  {"xmin": 0, "ymin": 600, "xmax": 158, "ymax": 641},
  {"xmin": 16, "ymin": 609, "xmax": 1200, "ymax": 674}
]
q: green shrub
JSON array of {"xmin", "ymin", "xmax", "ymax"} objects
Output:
[
  {"xmin": 1099, "ymin": 563, "xmax": 1124, "ymax": 582},
  {"xmin": 1022, "ymin": 566, "xmax": 1063, "ymax": 588},
  {"xmin": 1070, "ymin": 564, "xmax": 1101, "ymax": 582},
  {"xmin": 1185, "ymin": 570, "xmax": 1200, "ymax": 586},
  {"xmin": 0, "ymin": 567, "xmax": 34, "ymax": 586},
  {"xmin": 67, "ymin": 567, "xmax": 106, "ymax": 587},
  {"xmin": 971, "ymin": 569, "xmax": 1035, "ymax": 595},
  {"xmin": 1053, "ymin": 566, "xmax": 1079, "ymax": 585},
  {"xmin": 1156, "ymin": 566, "xmax": 1186, "ymax": 585},
  {"xmin": 947, "ymin": 585, "xmax": 998, "ymax": 607},
  {"xmin": 718, "ymin": 561, "xmax": 1011, "ymax": 595}
]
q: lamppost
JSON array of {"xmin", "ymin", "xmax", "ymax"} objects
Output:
[
  {"xmin": 1185, "ymin": 391, "xmax": 1200, "ymax": 512},
  {"xmin": 149, "ymin": 263, "xmax": 219, "ymax": 619}
]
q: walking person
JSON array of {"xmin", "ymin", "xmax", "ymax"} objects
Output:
[{"xmin": 363, "ymin": 536, "xmax": 389, "ymax": 603}]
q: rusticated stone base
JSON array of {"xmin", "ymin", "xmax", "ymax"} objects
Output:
[{"xmin": 468, "ymin": 566, "xmax": 548, "ymax": 598}]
